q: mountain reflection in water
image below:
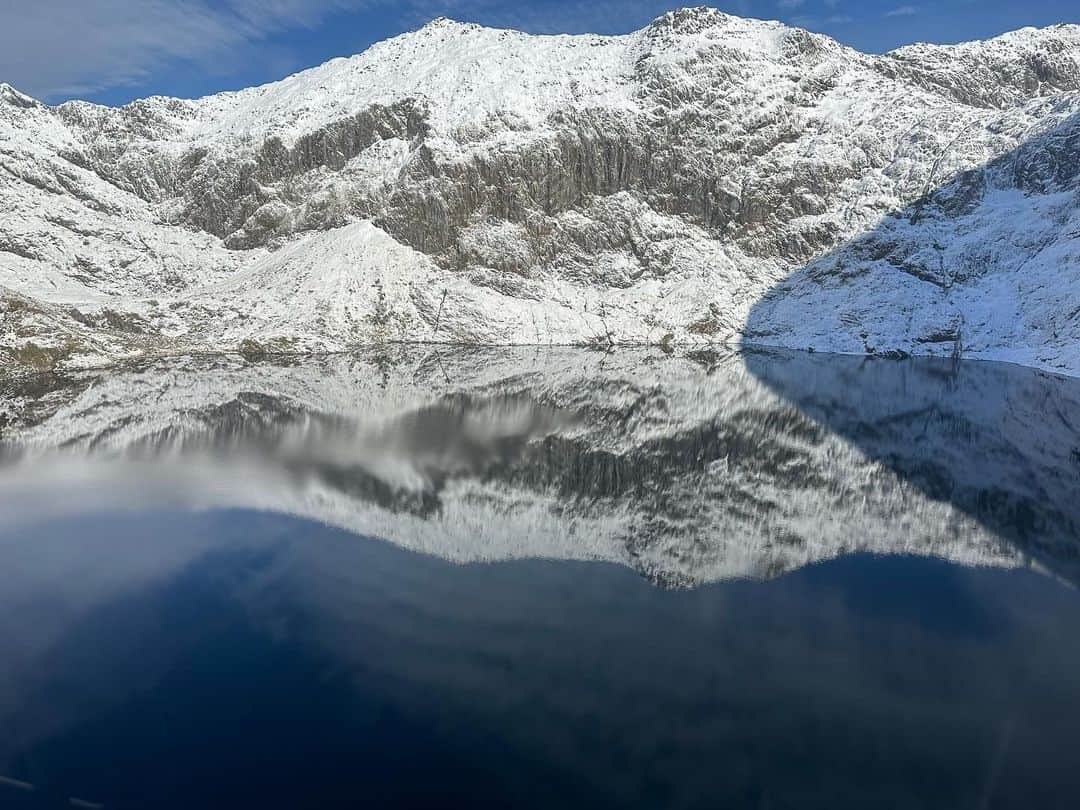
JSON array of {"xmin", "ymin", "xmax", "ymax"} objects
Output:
[
  {"xmin": 2, "ymin": 347, "xmax": 1077, "ymax": 584},
  {"xmin": 0, "ymin": 348, "xmax": 1078, "ymax": 809}
]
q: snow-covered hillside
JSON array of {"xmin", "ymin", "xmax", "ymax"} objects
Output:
[{"xmin": 1, "ymin": 8, "xmax": 1078, "ymax": 373}]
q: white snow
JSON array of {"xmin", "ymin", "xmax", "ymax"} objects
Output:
[{"xmin": 1, "ymin": 9, "xmax": 1078, "ymax": 375}]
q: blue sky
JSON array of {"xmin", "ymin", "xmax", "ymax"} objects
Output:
[{"xmin": 3, "ymin": 1, "xmax": 1078, "ymax": 105}]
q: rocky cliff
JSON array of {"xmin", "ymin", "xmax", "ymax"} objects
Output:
[{"xmin": 1, "ymin": 8, "xmax": 1078, "ymax": 373}]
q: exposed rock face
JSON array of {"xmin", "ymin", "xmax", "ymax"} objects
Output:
[{"xmin": 1, "ymin": 9, "xmax": 1078, "ymax": 373}]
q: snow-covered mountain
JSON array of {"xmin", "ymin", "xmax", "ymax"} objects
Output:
[{"xmin": 1, "ymin": 8, "xmax": 1079, "ymax": 374}]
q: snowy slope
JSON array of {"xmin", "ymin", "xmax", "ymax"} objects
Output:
[{"xmin": 1, "ymin": 8, "xmax": 1079, "ymax": 374}]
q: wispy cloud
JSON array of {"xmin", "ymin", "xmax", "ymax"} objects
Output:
[
  {"xmin": 0, "ymin": 0, "xmax": 388, "ymax": 100},
  {"xmin": 777, "ymin": 0, "xmax": 806, "ymax": 9},
  {"xmin": 884, "ymin": 5, "xmax": 919, "ymax": 16},
  {"xmin": 791, "ymin": 12, "xmax": 855, "ymax": 29}
]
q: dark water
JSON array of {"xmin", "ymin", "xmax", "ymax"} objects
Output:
[{"xmin": 1, "ymin": 348, "xmax": 1078, "ymax": 809}]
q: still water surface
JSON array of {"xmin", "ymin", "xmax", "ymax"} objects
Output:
[{"xmin": 0, "ymin": 348, "xmax": 1078, "ymax": 809}]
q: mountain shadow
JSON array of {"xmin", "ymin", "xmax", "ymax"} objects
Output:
[
  {"xmin": 740, "ymin": 104, "xmax": 1080, "ymax": 580},
  {"xmin": 740, "ymin": 347, "xmax": 1080, "ymax": 584},
  {"xmin": 743, "ymin": 108, "xmax": 1080, "ymax": 375}
]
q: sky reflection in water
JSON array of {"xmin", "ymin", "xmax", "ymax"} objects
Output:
[{"xmin": 0, "ymin": 348, "xmax": 1078, "ymax": 809}]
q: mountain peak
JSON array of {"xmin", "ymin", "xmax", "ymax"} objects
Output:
[
  {"xmin": 0, "ymin": 82, "xmax": 39, "ymax": 109},
  {"xmin": 417, "ymin": 15, "xmax": 481, "ymax": 35},
  {"xmin": 422, "ymin": 16, "xmax": 457, "ymax": 29},
  {"xmin": 648, "ymin": 6, "xmax": 734, "ymax": 34},
  {"xmin": 2, "ymin": 5, "xmax": 1079, "ymax": 380}
]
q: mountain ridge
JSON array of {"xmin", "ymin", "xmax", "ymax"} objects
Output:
[{"xmin": 1, "ymin": 7, "xmax": 1078, "ymax": 375}]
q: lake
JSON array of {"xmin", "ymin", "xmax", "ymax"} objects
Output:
[{"xmin": 1, "ymin": 347, "xmax": 1078, "ymax": 809}]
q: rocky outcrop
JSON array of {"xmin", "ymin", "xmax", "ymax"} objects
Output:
[
  {"xmin": 744, "ymin": 109, "xmax": 1080, "ymax": 372},
  {"xmin": 1, "ymin": 9, "xmax": 1078, "ymax": 373}
]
